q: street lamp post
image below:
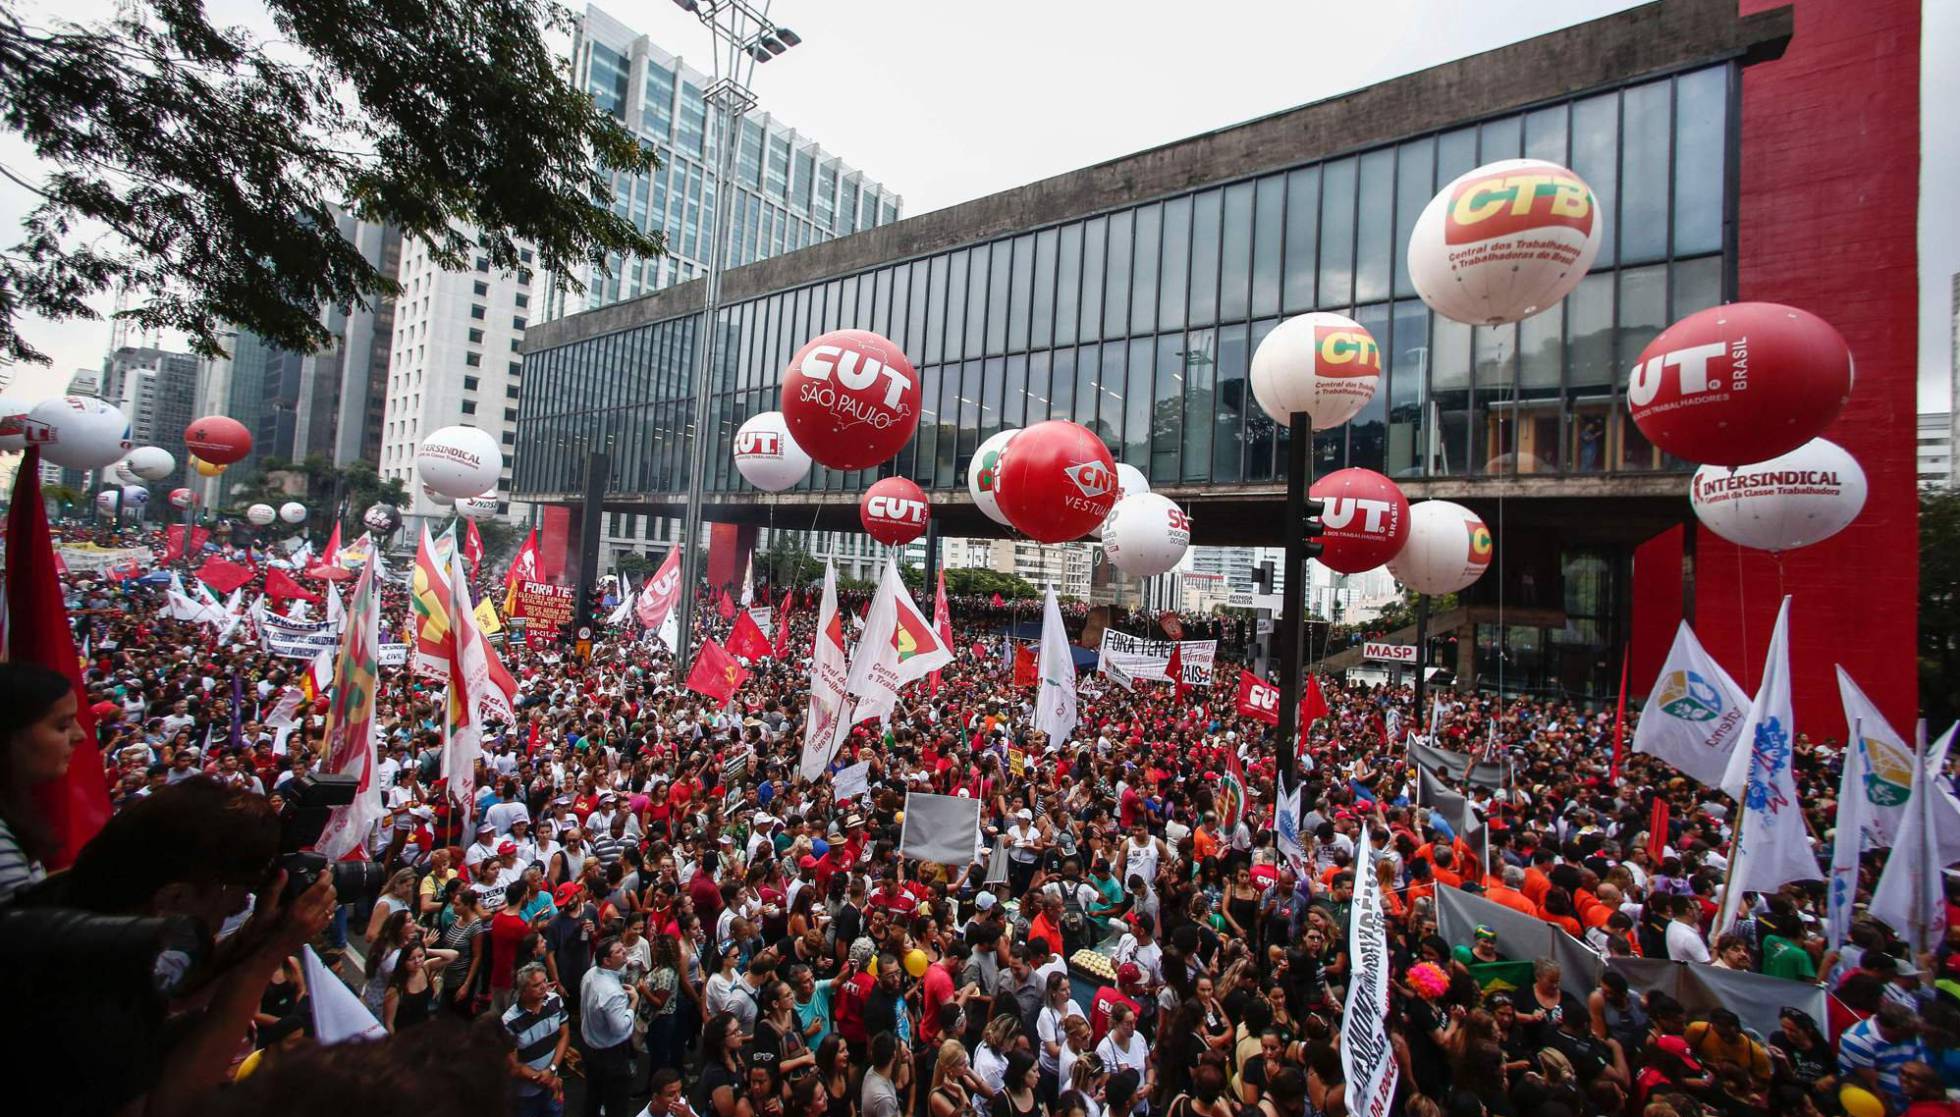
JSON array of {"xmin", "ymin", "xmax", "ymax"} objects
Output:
[{"xmin": 669, "ymin": 0, "xmax": 800, "ymax": 676}]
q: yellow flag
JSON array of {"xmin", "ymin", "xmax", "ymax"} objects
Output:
[{"xmin": 474, "ymin": 596, "xmax": 502, "ymax": 635}]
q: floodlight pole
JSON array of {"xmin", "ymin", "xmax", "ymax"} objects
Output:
[{"xmin": 1276, "ymin": 412, "xmax": 1313, "ymax": 786}]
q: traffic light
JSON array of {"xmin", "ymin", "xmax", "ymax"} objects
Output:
[{"xmin": 1303, "ymin": 496, "xmax": 1326, "ymax": 560}]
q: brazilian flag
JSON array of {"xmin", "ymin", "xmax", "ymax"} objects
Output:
[{"xmin": 1468, "ymin": 961, "xmax": 1536, "ymax": 995}]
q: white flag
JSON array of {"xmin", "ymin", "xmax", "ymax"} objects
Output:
[
  {"xmin": 1836, "ymin": 667, "xmax": 1915, "ymax": 846},
  {"xmin": 799, "ymin": 561, "xmax": 851, "ymax": 781},
  {"xmin": 1034, "ymin": 586, "xmax": 1078, "ymax": 746},
  {"xmin": 302, "ymin": 945, "xmax": 385, "ymax": 1044},
  {"xmin": 1275, "ymin": 779, "xmax": 1305, "ymax": 869},
  {"xmin": 1633, "ymin": 621, "xmax": 1749, "ymax": 789},
  {"xmin": 1871, "ymin": 724, "xmax": 1959, "ymax": 954},
  {"xmin": 740, "ymin": 554, "xmax": 754, "ymax": 607},
  {"xmin": 326, "ymin": 579, "xmax": 343, "ymax": 625},
  {"xmin": 831, "ymin": 558, "xmax": 952, "ymax": 756},
  {"xmin": 1341, "ymin": 824, "xmax": 1399, "ymax": 1117},
  {"xmin": 1712, "ymin": 598, "xmax": 1821, "ymax": 933},
  {"xmin": 608, "ymin": 572, "xmax": 635, "ymax": 627},
  {"xmin": 1827, "ymin": 713, "xmax": 1872, "ymax": 951}
]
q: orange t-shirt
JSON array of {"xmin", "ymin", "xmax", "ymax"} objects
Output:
[
  {"xmin": 1522, "ymin": 867, "xmax": 1552, "ymax": 906},
  {"xmin": 1484, "ymin": 885, "xmax": 1540, "ymax": 918},
  {"xmin": 1192, "ymin": 828, "xmax": 1220, "ymax": 864}
]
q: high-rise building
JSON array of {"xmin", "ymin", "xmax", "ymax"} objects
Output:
[
  {"xmin": 104, "ymin": 346, "xmax": 199, "ymax": 478},
  {"xmin": 1920, "ymin": 411, "xmax": 1953, "ymax": 488},
  {"xmin": 943, "ymin": 538, "xmax": 1093, "ymax": 600}
]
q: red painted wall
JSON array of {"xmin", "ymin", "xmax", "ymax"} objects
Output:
[
  {"xmin": 706, "ymin": 522, "xmax": 757, "ymax": 592},
  {"xmin": 539, "ymin": 505, "xmax": 572, "ymax": 584},
  {"xmin": 1630, "ymin": 525, "xmax": 1685, "ymax": 695},
  {"xmin": 1696, "ymin": 0, "xmax": 1921, "ymax": 737}
]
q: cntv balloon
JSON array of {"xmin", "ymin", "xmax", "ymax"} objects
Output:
[
  {"xmin": 184, "ymin": 415, "xmax": 252, "ymax": 465},
  {"xmin": 1248, "ymin": 312, "xmax": 1381, "ymax": 429},
  {"xmin": 733, "ymin": 411, "xmax": 812, "ymax": 492},
  {"xmin": 125, "ymin": 446, "xmax": 176, "ymax": 481},
  {"xmin": 1689, "ymin": 438, "xmax": 1865, "ymax": 553},
  {"xmin": 168, "ymin": 488, "xmax": 196, "ymax": 509},
  {"xmin": 1101, "ymin": 493, "xmax": 1192, "ymax": 578},
  {"xmin": 415, "ymin": 425, "xmax": 502, "ymax": 499},
  {"xmin": 992, "ymin": 420, "xmax": 1120, "ymax": 544},
  {"xmin": 1387, "ymin": 500, "xmax": 1493, "ymax": 596},
  {"xmin": 1407, "ymin": 158, "xmax": 1603, "ymax": 326},
  {"xmin": 1309, "ymin": 468, "xmax": 1411, "ymax": 574},
  {"xmin": 967, "ymin": 428, "xmax": 1021, "ymax": 528},
  {"xmin": 859, "ymin": 476, "xmax": 930, "ymax": 545},
  {"xmin": 246, "ymin": 503, "xmax": 277, "ymax": 526},
  {"xmin": 29, "ymin": 395, "xmax": 131, "ymax": 469},
  {"xmin": 279, "ymin": 501, "xmax": 308, "ymax": 525},
  {"xmin": 1627, "ymin": 302, "xmax": 1853, "ymax": 467},
  {"xmin": 781, "ymin": 330, "xmax": 920, "ymax": 471}
]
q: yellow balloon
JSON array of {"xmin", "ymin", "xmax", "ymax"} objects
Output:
[
  {"xmin": 1839, "ymin": 1085, "xmax": 1885, "ymax": 1117},
  {"xmin": 193, "ymin": 456, "xmax": 224, "ymax": 477},
  {"xmin": 904, "ymin": 949, "xmax": 929, "ymax": 978},
  {"xmin": 865, "ymin": 955, "xmax": 877, "ymax": 976}
]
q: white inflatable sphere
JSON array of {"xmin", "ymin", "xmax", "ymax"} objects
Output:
[
  {"xmin": 421, "ymin": 483, "xmax": 455, "ymax": 508},
  {"xmin": 29, "ymin": 395, "xmax": 132, "ymax": 470},
  {"xmin": 1248, "ymin": 313, "xmax": 1381, "ymax": 429},
  {"xmin": 1690, "ymin": 437, "xmax": 1866, "ymax": 553},
  {"xmin": 111, "ymin": 459, "xmax": 141, "ymax": 485},
  {"xmin": 0, "ymin": 393, "xmax": 33, "ymax": 451},
  {"xmin": 279, "ymin": 501, "xmax": 308, "ymax": 525},
  {"xmin": 96, "ymin": 488, "xmax": 120, "ymax": 513},
  {"xmin": 1101, "ymin": 493, "xmax": 1192, "ymax": 578},
  {"xmin": 732, "ymin": 411, "xmax": 813, "ymax": 493},
  {"xmin": 1089, "ymin": 462, "xmax": 1154, "ymax": 540},
  {"xmin": 1387, "ymin": 500, "xmax": 1494, "ymax": 596},
  {"xmin": 246, "ymin": 503, "xmax": 277, "ymax": 526},
  {"xmin": 415, "ymin": 425, "xmax": 503, "ymax": 499},
  {"xmin": 125, "ymin": 445, "xmax": 176, "ymax": 481},
  {"xmin": 967, "ymin": 428, "xmax": 1022, "ymax": 527},
  {"xmin": 456, "ymin": 495, "xmax": 501, "ymax": 521},
  {"xmin": 1407, "ymin": 158, "xmax": 1604, "ymax": 326},
  {"xmin": 121, "ymin": 484, "xmax": 150, "ymax": 508}
]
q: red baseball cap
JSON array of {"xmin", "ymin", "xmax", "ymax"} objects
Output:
[
  {"xmin": 497, "ymin": 839, "xmax": 517, "ymax": 856},
  {"xmin": 1116, "ymin": 962, "xmax": 1143, "ymax": 985},
  {"xmin": 555, "ymin": 881, "xmax": 581, "ymax": 906}
]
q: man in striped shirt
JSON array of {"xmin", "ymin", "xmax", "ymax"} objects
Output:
[
  {"xmin": 1839, "ymin": 1001, "xmax": 1927, "ymax": 1111},
  {"xmin": 502, "ymin": 962, "xmax": 570, "ymax": 1117}
]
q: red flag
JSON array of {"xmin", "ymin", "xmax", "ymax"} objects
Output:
[
  {"xmin": 462, "ymin": 519, "xmax": 485, "ymax": 576},
  {"xmin": 265, "ymin": 567, "xmax": 321, "ymax": 604},
  {"xmin": 1219, "ymin": 742, "xmax": 1248, "ymax": 831},
  {"xmin": 930, "ymin": 569, "xmax": 951, "ymax": 696},
  {"xmin": 1647, "ymin": 797, "xmax": 1670, "ymax": 863},
  {"xmin": 1610, "ymin": 646, "xmax": 1630, "ymax": 782},
  {"xmin": 5, "ymin": 449, "xmax": 111, "ymax": 867},
  {"xmin": 717, "ymin": 590, "xmax": 737, "ymax": 620},
  {"xmin": 685, "ymin": 639, "xmax": 748, "ymax": 708},
  {"xmin": 195, "ymin": 555, "xmax": 255, "ymax": 595},
  {"xmin": 1235, "ymin": 670, "xmax": 1280, "ymax": 725},
  {"xmin": 305, "ymin": 523, "xmax": 351, "ymax": 582},
  {"xmin": 163, "ymin": 524, "xmax": 210, "ymax": 565},
  {"xmin": 774, "ymin": 593, "xmax": 793, "ymax": 658},
  {"xmin": 990, "ymin": 592, "xmax": 1005, "ymax": 608},
  {"xmin": 1013, "ymin": 644, "xmax": 1038, "ymax": 687},
  {"xmin": 503, "ymin": 529, "xmax": 540, "ymax": 612},
  {"xmin": 1298, "ymin": 675, "xmax": 1331, "ymax": 755},
  {"xmin": 635, "ymin": 548, "xmax": 683, "ymax": 630},
  {"xmin": 526, "ymin": 717, "xmax": 542, "ymax": 756},
  {"xmin": 728, "ymin": 609, "xmax": 772, "ymax": 660},
  {"xmin": 969, "ymin": 641, "xmax": 987, "ymax": 657},
  {"xmin": 1166, "ymin": 642, "xmax": 1188, "ymax": 703}
]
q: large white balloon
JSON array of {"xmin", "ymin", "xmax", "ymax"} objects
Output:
[
  {"xmin": 112, "ymin": 459, "xmax": 141, "ymax": 485},
  {"xmin": 1387, "ymin": 500, "xmax": 1494, "ymax": 596},
  {"xmin": 733, "ymin": 411, "xmax": 813, "ymax": 493},
  {"xmin": 1690, "ymin": 437, "xmax": 1865, "ymax": 553},
  {"xmin": 279, "ymin": 501, "xmax": 308, "ymax": 525},
  {"xmin": 246, "ymin": 503, "xmax": 277, "ymax": 526},
  {"xmin": 415, "ymin": 425, "xmax": 503, "ymax": 499},
  {"xmin": 125, "ymin": 446, "xmax": 176, "ymax": 481},
  {"xmin": 1408, "ymin": 158, "xmax": 1603, "ymax": 326},
  {"xmin": 28, "ymin": 396, "xmax": 132, "ymax": 470},
  {"xmin": 456, "ymin": 495, "xmax": 501, "ymax": 521},
  {"xmin": 96, "ymin": 488, "xmax": 120, "ymax": 513},
  {"xmin": 120, "ymin": 484, "xmax": 151, "ymax": 511},
  {"xmin": 967, "ymin": 428, "xmax": 1021, "ymax": 527},
  {"xmin": 1248, "ymin": 312, "xmax": 1381, "ymax": 429},
  {"xmin": 421, "ymin": 483, "xmax": 455, "ymax": 508},
  {"xmin": 1088, "ymin": 462, "xmax": 1153, "ymax": 540},
  {"xmin": 0, "ymin": 393, "xmax": 32, "ymax": 451},
  {"xmin": 1101, "ymin": 493, "xmax": 1191, "ymax": 578}
]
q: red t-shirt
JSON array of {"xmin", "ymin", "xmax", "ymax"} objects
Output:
[
  {"xmin": 1089, "ymin": 986, "xmax": 1140, "ymax": 1046},
  {"xmin": 488, "ymin": 911, "xmax": 530, "ymax": 990},
  {"xmin": 920, "ymin": 962, "xmax": 956, "ymax": 1046},
  {"xmin": 835, "ymin": 971, "xmax": 876, "ymax": 1044}
]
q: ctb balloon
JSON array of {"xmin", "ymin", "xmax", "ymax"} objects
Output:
[
  {"xmin": 1407, "ymin": 158, "xmax": 1603, "ymax": 326},
  {"xmin": 1387, "ymin": 500, "xmax": 1493, "ymax": 595},
  {"xmin": 184, "ymin": 415, "xmax": 252, "ymax": 465},
  {"xmin": 1626, "ymin": 302, "xmax": 1853, "ymax": 467},
  {"xmin": 246, "ymin": 503, "xmax": 277, "ymax": 526},
  {"xmin": 781, "ymin": 330, "xmax": 920, "ymax": 471},
  {"xmin": 1248, "ymin": 312, "xmax": 1381, "ymax": 429},
  {"xmin": 279, "ymin": 502, "xmax": 308, "ymax": 525},
  {"xmin": 28, "ymin": 396, "xmax": 132, "ymax": 470},
  {"xmin": 967, "ymin": 428, "xmax": 1021, "ymax": 528},
  {"xmin": 1689, "ymin": 438, "xmax": 1865, "ymax": 553},
  {"xmin": 1309, "ymin": 468, "xmax": 1411, "ymax": 574},
  {"xmin": 993, "ymin": 421, "xmax": 1120, "ymax": 544},
  {"xmin": 1101, "ymin": 493, "xmax": 1192, "ymax": 578},
  {"xmin": 415, "ymin": 425, "xmax": 502, "ymax": 499},
  {"xmin": 860, "ymin": 476, "xmax": 930, "ymax": 545},
  {"xmin": 733, "ymin": 411, "xmax": 813, "ymax": 492}
]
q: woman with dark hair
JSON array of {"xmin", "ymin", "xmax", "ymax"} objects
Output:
[
  {"xmin": 382, "ymin": 941, "xmax": 439, "ymax": 1032},
  {"xmin": 993, "ymin": 1050, "xmax": 1045, "ymax": 1117},
  {"xmin": 697, "ymin": 1011, "xmax": 750, "ymax": 1117},
  {"xmin": 0, "ymin": 663, "xmax": 87, "ymax": 902}
]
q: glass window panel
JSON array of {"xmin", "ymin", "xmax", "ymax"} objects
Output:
[
  {"xmin": 1126, "ymin": 338, "xmax": 1154, "ymax": 469},
  {"xmin": 925, "ymin": 255, "xmax": 948, "ymax": 365},
  {"xmin": 1096, "ymin": 343, "xmax": 1123, "ymax": 454},
  {"xmin": 1480, "ymin": 115, "xmax": 1522, "ymax": 161},
  {"xmin": 1283, "ymin": 168, "xmax": 1319, "ymax": 312},
  {"xmin": 943, "ymin": 250, "xmax": 968, "ymax": 362},
  {"xmin": 1181, "ymin": 328, "xmax": 1215, "ymax": 482},
  {"xmin": 1246, "ymin": 318, "xmax": 1280, "ymax": 482},
  {"xmin": 1674, "ymin": 67, "xmax": 1727, "ymax": 257},
  {"xmin": 933, "ymin": 366, "xmax": 956, "ymax": 488},
  {"xmin": 1473, "ymin": 324, "xmax": 1518, "ymax": 475},
  {"xmin": 1153, "ymin": 333, "xmax": 1185, "ymax": 482},
  {"xmin": 872, "ymin": 268, "xmax": 893, "ymax": 337},
  {"xmin": 1524, "ymin": 104, "xmax": 1568, "ymax": 163},
  {"xmin": 1190, "ymin": 190, "xmax": 1224, "ymax": 327},
  {"xmin": 957, "ymin": 360, "xmax": 981, "ymax": 472},
  {"xmin": 1076, "ymin": 343, "xmax": 1101, "ymax": 429},
  {"xmin": 1393, "ymin": 139, "xmax": 1433, "ymax": 301},
  {"xmin": 980, "ymin": 356, "xmax": 1004, "ymax": 444},
  {"xmin": 1621, "ymin": 80, "xmax": 1671, "ymax": 263},
  {"xmin": 1213, "ymin": 323, "xmax": 1247, "ymax": 483},
  {"xmin": 1049, "ymin": 347, "xmax": 1075, "ymax": 421},
  {"xmin": 966, "ymin": 244, "xmax": 990, "ymax": 358},
  {"xmin": 1520, "ymin": 302, "xmax": 1562, "ymax": 390},
  {"xmin": 1003, "ymin": 354, "xmax": 1028, "ymax": 430},
  {"xmin": 641, "ymin": 61, "xmax": 674, "ymax": 139},
  {"xmin": 1430, "ymin": 315, "xmax": 1472, "ymax": 475},
  {"xmin": 1356, "ymin": 149, "xmax": 1395, "ymax": 305},
  {"xmin": 1081, "ymin": 217, "xmax": 1108, "ymax": 343},
  {"xmin": 677, "ymin": 82, "xmax": 706, "ymax": 157},
  {"xmin": 999, "ymin": 237, "xmax": 1026, "ymax": 355},
  {"xmin": 1026, "ymin": 351, "xmax": 1051, "ymax": 424},
  {"xmin": 1437, "ymin": 126, "xmax": 1479, "ymax": 188},
  {"xmin": 1162, "ymin": 196, "xmax": 1195, "ymax": 331},
  {"xmin": 1055, "ymin": 224, "xmax": 1082, "ymax": 346},
  {"xmin": 1318, "ymin": 157, "xmax": 1357, "ymax": 308},
  {"xmin": 1570, "ymin": 94, "xmax": 1619, "ymax": 270},
  {"xmin": 1130, "ymin": 204, "xmax": 1161, "ymax": 335},
  {"xmin": 1104, "ymin": 211, "xmax": 1132, "ymax": 340},
  {"xmin": 1387, "ymin": 299, "xmax": 1428, "ymax": 478},
  {"xmin": 1031, "ymin": 228, "xmax": 1057, "ymax": 350},
  {"xmin": 1617, "ymin": 264, "xmax": 1668, "ymax": 470},
  {"xmin": 889, "ymin": 264, "xmax": 912, "ymax": 352},
  {"xmin": 1348, "ymin": 303, "xmax": 1388, "ymax": 472},
  {"xmin": 1218, "ymin": 183, "xmax": 1252, "ymax": 323},
  {"xmin": 1671, "ymin": 255, "xmax": 1722, "ymax": 318},
  {"xmin": 1251, "ymin": 176, "xmax": 1283, "ymax": 318}
]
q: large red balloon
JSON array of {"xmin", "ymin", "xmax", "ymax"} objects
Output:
[
  {"xmin": 994, "ymin": 421, "xmax": 1120, "ymax": 543},
  {"xmin": 781, "ymin": 330, "xmax": 920, "ymax": 471},
  {"xmin": 1625, "ymin": 302, "xmax": 1852, "ymax": 467},
  {"xmin": 184, "ymin": 415, "xmax": 253, "ymax": 465},
  {"xmin": 860, "ymin": 476, "xmax": 930, "ymax": 545},
  {"xmin": 1310, "ymin": 468, "xmax": 1411, "ymax": 573}
]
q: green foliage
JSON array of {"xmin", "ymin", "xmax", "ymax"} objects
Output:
[
  {"xmin": 222, "ymin": 454, "xmax": 406, "ymax": 530},
  {"xmin": 469, "ymin": 516, "xmax": 519, "ymax": 564},
  {"xmin": 0, "ymin": 0, "xmax": 661, "ymax": 363},
  {"xmin": 1923, "ymin": 486, "xmax": 1959, "ymax": 734},
  {"xmin": 615, "ymin": 551, "xmax": 658, "ymax": 579},
  {"xmin": 943, "ymin": 566, "xmax": 1037, "ymax": 600},
  {"xmin": 756, "ymin": 538, "xmax": 823, "ymax": 588}
]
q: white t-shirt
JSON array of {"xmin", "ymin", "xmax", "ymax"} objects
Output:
[
  {"xmin": 1666, "ymin": 919, "xmax": 1712, "ymax": 964},
  {"xmin": 1113, "ymin": 935, "xmax": 1162, "ymax": 985},
  {"xmin": 1094, "ymin": 1032, "xmax": 1149, "ymax": 1111},
  {"xmin": 1037, "ymin": 1000, "xmax": 1086, "ymax": 1074}
]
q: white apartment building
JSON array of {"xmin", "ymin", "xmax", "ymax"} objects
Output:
[
  {"xmin": 1921, "ymin": 411, "xmax": 1953, "ymax": 488},
  {"xmin": 943, "ymin": 537, "xmax": 1093, "ymax": 600}
]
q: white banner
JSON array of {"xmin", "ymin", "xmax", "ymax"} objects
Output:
[
  {"xmin": 1095, "ymin": 630, "xmax": 1217, "ymax": 688},
  {"xmin": 746, "ymin": 606, "xmax": 774, "ymax": 631},
  {"xmin": 1361, "ymin": 642, "xmax": 1416, "ymax": 664},
  {"xmin": 379, "ymin": 643, "xmax": 407, "ymax": 668},
  {"xmin": 832, "ymin": 760, "xmax": 870, "ymax": 803},
  {"xmin": 1341, "ymin": 824, "xmax": 1399, "ymax": 1117},
  {"xmin": 57, "ymin": 544, "xmax": 151, "ymax": 573},
  {"xmin": 259, "ymin": 608, "xmax": 341, "ymax": 660},
  {"xmin": 899, "ymin": 792, "xmax": 982, "ymax": 866}
]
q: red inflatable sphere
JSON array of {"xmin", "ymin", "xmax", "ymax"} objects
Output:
[
  {"xmin": 859, "ymin": 476, "xmax": 930, "ymax": 545},
  {"xmin": 994, "ymin": 421, "xmax": 1120, "ymax": 543},
  {"xmin": 1309, "ymin": 468, "xmax": 1411, "ymax": 573},
  {"xmin": 1625, "ymin": 302, "xmax": 1853, "ymax": 467},
  {"xmin": 184, "ymin": 415, "xmax": 253, "ymax": 466},
  {"xmin": 781, "ymin": 330, "xmax": 920, "ymax": 471}
]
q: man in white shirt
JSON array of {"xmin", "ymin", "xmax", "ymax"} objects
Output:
[
  {"xmin": 1664, "ymin": 894, "xmax": 1712, "ymax": 964},
  {"xmin": 483, "ymin": 780, "xmax": 530, "ymax": 835},
  {"xmin": 463, "ymin": 821, "xmax": 503, "ymax": 873},
  {"xmin": 580, "ymin": 936, "xmax": 639, "ymax": 1117}
]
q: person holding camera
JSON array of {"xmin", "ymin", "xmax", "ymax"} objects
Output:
[{"xmin": 0, "ymin": 664, "xmax": 90, "ymax": 904}]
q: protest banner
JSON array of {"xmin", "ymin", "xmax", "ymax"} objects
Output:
[{"xmin": 1095, "ymin": 630, "xmax": 1217, "ymax": 689}]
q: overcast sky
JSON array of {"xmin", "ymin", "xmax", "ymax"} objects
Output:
[{"xmin": 2, "ymin": 0, "xmax": 1952, "ymax": 412}]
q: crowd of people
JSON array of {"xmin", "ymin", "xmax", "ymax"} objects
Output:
[{"xmin": 4, "ymin": 520, "xmax": 1959, "ymax": 1117}]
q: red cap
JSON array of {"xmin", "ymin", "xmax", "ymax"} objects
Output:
[
  {"xmin": 554, "ymin": 882, "xmax": 581, "ymax": 906},
  {"xmin": 1655, "ymin": 1035, "xmax": 1702, "ymax": 1071},
  {"xmin": 1116, "ymin": 962, "xmax": 1143, "ymax": 984},
  {"xmin": 798, "ymin": 854, "xmax": 819, "ymax": 869},
  {"xmin": 497, "ymin": 839, "xmax": 517, "ymax": 856}
]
